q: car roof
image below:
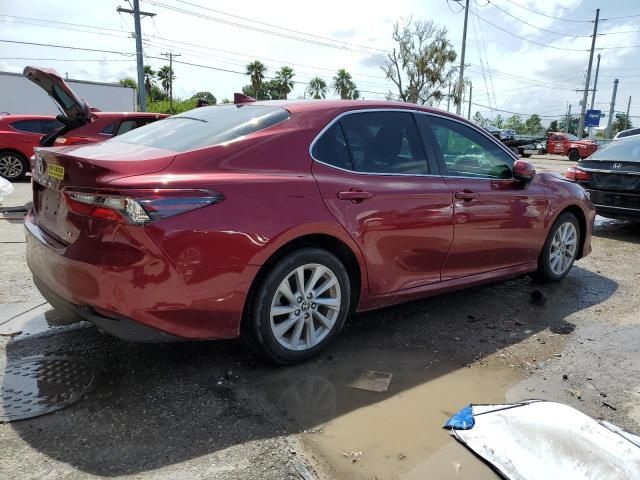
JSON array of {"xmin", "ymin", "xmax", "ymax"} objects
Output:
[
  {"xmin": 92, "ymin": 112, "xmax": 169, "ymax": 119},
  {"xmin": 250, "ymin": 99, "xmax": 457, "ymax": 117},
  {"xmin": 0, "ymin": 114, "xmax": 58, "ymax": 121}
]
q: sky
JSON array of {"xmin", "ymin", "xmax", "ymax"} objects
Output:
[{"xmin": 0, "ymin": 0, "xmax": 639, "ymax": 127}]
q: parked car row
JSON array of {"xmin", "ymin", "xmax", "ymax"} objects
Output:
[{"xmin": 0, "ymin": 67, "xmax": 167, "ymax": 180}]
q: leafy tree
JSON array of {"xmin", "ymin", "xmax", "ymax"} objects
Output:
[
  {"xmin": 383, "ymin": 18, "xmax": 457, "ymax": 105},
  {"xmin": 191, "ymin": 91, "xmax": 217, "ymax": 104},
  {"xmin": 144, "ymin": 65, "xmax": 156, "ymax": 100},
  {"xmin": 547, "ymin": 120, "xmax": 559, "ymax": 133},
  {"xmin": 148, "ymin": 97, "xmax": 197, "ymax": 114},
  {"xmin": 612, "ymin": 114, "xmax": 633, "ymax": 135},
  {"xmin": 523, "ymin": 114, "xmax": 543, "ymax": 135},
  {"xmin": 307, "ymin": 77, "xmax": 328, "ymax": 99},
  {"xmin": 118, "ymin": 77, "xmax": 137, "ymax": 88},
  {"xmin": 558, "ymin": 116, "xmax": 579, "ymax": 135},
  {"xmin": 273, "ymin": 66, "xmax": 295, "ymax": 99},
  {"xmin": 504, "ymin": 114, "xmax": 524, "ymax": 133},
  {"xmin": 472, "ymin": 110, "xmax": 488, "ymax": 127},
  {"xmin": 157, "ymin": 65, "xmax": 175, "ymax": 96},
  {"xmin": 333, "ymin": 69, "xmax": 359, "ymax": 100},
  {"xmin": 221, "ymin": 98, "xmax": 232, "ymax": 104},
  {"xmin": 493, "ymin": 114, "xmax": 504, "ymax": 129},
  {"xmin": 246, "ymin": 60, "xmax": 267, "ymax": 99}
]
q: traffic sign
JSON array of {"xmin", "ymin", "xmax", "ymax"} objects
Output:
[{"xmin": 585, "ymin": 109, "xmax": 601, "ymax": 127}]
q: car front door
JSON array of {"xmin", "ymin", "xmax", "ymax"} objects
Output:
[
  {"xmin": 417, "ymin": 114, "xmax": 549, "ymax": 281},
  {"xmin": 311, "ymin": 110, "xmax": 454, "ymax": 294}
]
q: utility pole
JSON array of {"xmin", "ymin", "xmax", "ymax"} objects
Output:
[
  {"xmin": 117, "ymin": 0, "xmax": 155, "ymax": 112},
  {"xmin": 467, "ymin": 81, "xmax": 472, "ymax": 120},
  {"xmin": 455, "ymin": 0, "xmax": 470, "ymax": 116},
  {"xmin": 588, "ymin": 53, "xmax": 601, "ymax": 138},
  {"xmin": 447, "ymin": 81, "xmax": 451, "ymax": 112},
  {"xmin": 577, "ymin": 8, "xmax": 600, "ymax": 139},
  {"xmin": 566, "ymin": 104, "xmax": 572, "ymax": 134},
  {"xmin": 162, "ymin": 52, "xmax": 181, "ymax": 114},
  {"xmin": 605, "ymin": 78, "xmax": 619, "ymax": 140},
  {"xmin": 625, "ymin": 96, "xmax": 631, "ymax": 130}
]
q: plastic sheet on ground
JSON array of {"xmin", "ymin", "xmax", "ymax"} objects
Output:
[{"xmin": 443, "ymin": 400, "xmax": 640, "ymax": 480}]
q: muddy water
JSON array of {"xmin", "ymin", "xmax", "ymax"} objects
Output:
[
  {"xmin": 262, "ymin": 349, "xmax": 522, "ymax": 479},
  {"xmin": 0, "ymin": 304, "xmax": 89, "ymax": 340}
]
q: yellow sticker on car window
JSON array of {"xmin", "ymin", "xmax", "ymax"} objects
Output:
[{"xmin": 47, "ymin": 164, "xmax": 65, "ymax": 181}]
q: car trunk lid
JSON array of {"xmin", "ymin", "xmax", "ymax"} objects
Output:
[
  {"xmin": 579, "ymin": 159, "xmax": 640, "ymax": 192},
  {"xmin": 24, "ymin": 66, "xmax": 90, "ymax": 126},
  {"xmin": 32, "ymin": 142, "xmax": 176, "ymax": 245}
]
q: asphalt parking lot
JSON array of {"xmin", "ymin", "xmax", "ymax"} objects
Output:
[{"xmin": 1, "ymin": 155, "xmax": 639, "ymax": 479}]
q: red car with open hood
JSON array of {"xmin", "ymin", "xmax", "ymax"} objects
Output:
[{"xmin": 26, "ymin": 97, "xmax": 595, "ymax": 364}]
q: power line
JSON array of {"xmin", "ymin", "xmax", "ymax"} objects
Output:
[
  {"xmin": 170, "ymin": 0, "xmax": 388, "ymax": 54},
  {"xmin": 600, "ymin": 13, "xmax": 640, "ymax": 22},
  {"xmin": 497, "ymin": 0, "xmax": 594, "ymax": 23},
  {"xmin": 470, "ymin": 10, "xmax": 589, "ymax": 51},
  {"xmin": 143, "ymin": 0, "xmax": 388, "ymax": 56},
  {"xmin": 482, "ymin": 1, "xmax": 593, "ymax": 37},
  {"xmin": 0, "ymin": 39, "xmax": 135, "ymax": 56},
  {"xmin": 471, "ymin": 101, "xmax": 565, "ymax": 118}
]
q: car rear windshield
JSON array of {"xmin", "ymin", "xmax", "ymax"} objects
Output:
[
  {"xmin": 111, "ymin": 105, "xmax": 290, "ymax": 152},
  {"xmin": 590, "ymin": 138, "xmax": 640, "ymax": 162}
]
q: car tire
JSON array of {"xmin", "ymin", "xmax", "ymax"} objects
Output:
[
  {"xmin": 0, "ymin": 150, "xmax": 28, "ymax": 181},
  {"xmin": 243, "ymin": 248, "xmax": 351, "ymax": 365},
  {"xmin": 568, "ymin": 149, "xmax": 580, "ymax": 162},
  {"xmin": 534, "ymin": 212, "xmax": 580, "ymax": 283}
]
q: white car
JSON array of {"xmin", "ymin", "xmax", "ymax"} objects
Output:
[{"xmin": 614, "ymin": 127, "xmax": 640, "ymax": 141}]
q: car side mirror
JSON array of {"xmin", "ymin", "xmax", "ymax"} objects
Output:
[{"xmin": 513, "ymin": 159, "xmax": 536, "ymax": 183}]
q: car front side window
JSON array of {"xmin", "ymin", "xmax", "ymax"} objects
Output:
[
  {"xmin": 421, "ymin": 115, "xmax": 514, "ymax": 179},
  {"xmin": 339, "ymin": 111, "xmax": 429, "ymax": 175}
]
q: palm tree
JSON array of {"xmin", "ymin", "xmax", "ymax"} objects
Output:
[
  {"xmin": 157, "ymin": 65, "xmax": 175, "ymax": 97},
  {"xmin": 333, "ymin": 69, "xmax": 359, "ymax": 100},
  {"xmin": 246, "ymin": 60, "xmax": 267, "ymax": 98},
  {"xmin": 273, "ymin": 66, "xmax": 295, "ymax": 99},
  {"xmin": 306, "ymin": 77, "xmax": 328, "ymax": 99},
  {"xmin": 143, "ymin": 65, "xmax": 156, "ymax": 100}
]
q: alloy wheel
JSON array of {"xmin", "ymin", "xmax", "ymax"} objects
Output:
[
  {"xmin": 549, "ymin": 221, "xmax": 578, "ymax": 276},
  {"xmin": 270, "ymin": 263, "xmax": 341, "ymax": 351},
  {"xmin": 0, "ymin": 154, "xmax": 24, "ymax": 180}
]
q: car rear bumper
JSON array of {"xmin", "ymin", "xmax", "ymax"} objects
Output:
[
  {"xmin": 25, "ymin": 212, "xmax": 257, "ymax": 341},
  {"xmin": 587, "ymin": 189, "xmax": 640, "ymax": 218}
]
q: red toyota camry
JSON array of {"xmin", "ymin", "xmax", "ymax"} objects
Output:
[{"xmin": 26, "ymin": 98, "xmax": 595, "ymax": 364}]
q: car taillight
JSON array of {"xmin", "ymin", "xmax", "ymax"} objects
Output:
[
  {"xmin": 63, "ymin": 189, "xmax": 222, "ymax": 225},
  {"xmin": 565, "ymin": 167, "xmax": 590, "ymax": 182},
  {"xmin": 55, "ymin": 136, "xmax": 89, "ymax": 146}
]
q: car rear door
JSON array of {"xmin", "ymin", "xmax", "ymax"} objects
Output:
[
  {"xmin": 416, "ymin": 113, "xmax": 548, "ymax": 281},
  {"xmin": 311, "ymin": 110, "xmax": 453, "ymax": 295}
]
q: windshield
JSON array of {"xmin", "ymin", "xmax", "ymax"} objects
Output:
[
  {"xmin": 590, "ymin": 137, "xmax": 640, "ymax": 162},
  {"xmin": 112, "ymin": 104, "xmax": 290, "ymax": 152},
  {"xmin": 567, "ymin": 134, "xmax": 578, "ymax": 141}
]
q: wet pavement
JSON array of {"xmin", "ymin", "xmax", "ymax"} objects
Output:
[{"xmin": 1, "ymin": 174, "xmax": 640, "ymax": 479}]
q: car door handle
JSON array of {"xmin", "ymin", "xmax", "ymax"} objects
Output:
[
  {"xmin": 337, "ymin": 190, "xmax": 373, "ymax": 202},
  {"xmin": 454, "ymin": 191, "xmax": 479, "ymax": 201}
]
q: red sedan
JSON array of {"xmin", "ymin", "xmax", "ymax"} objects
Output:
[
  {"xmin": 0, "ymin": 67, "xmax": 166, "ymax": 181},
  {"xmin": 26, "ymin": 99, "xmax": 595, "ymax": 364},
  {"xmin": 0, "ymin": 114, "xmax": 62, "ymax": 180}
]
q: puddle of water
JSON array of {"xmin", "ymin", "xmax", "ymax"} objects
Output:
[
  {"xmin": 260, "ymin": 349, "xmax": 522, "ymax": 480},
  {"xmin": 0, "ymin": 304, "xmax": 90, "ymax": 340}
]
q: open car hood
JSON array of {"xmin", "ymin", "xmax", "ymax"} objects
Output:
[{"xmin": 24, "ymin": 66, "xmax": 90, "ymax": 126}]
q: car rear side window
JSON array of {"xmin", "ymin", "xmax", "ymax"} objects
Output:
[
  {"xmin": 10, "ymin": 119, "xmax": 62, "ymax": 134},
  {"xmin": 339, "ymin": 111, "xmax": 429, "ymax": 175},
  {"xmin": 311, "ymin": 122, "xmax": 352, "ymax": 170},
  {"xmin": 421, "ymin": 115, "xmax": 514, "ymax": 179},
  {"xmin": 590, "ymin": 138, "xmax": 640, "ymax": 162},
  {"xmin": 112, "ymin": 105, "xmax": 290, "ymax": 152}
]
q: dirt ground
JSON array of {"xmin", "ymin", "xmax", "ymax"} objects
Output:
[{"xmin": 1, "ymin": 155, "xmax": 639, "ymax": 479}]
